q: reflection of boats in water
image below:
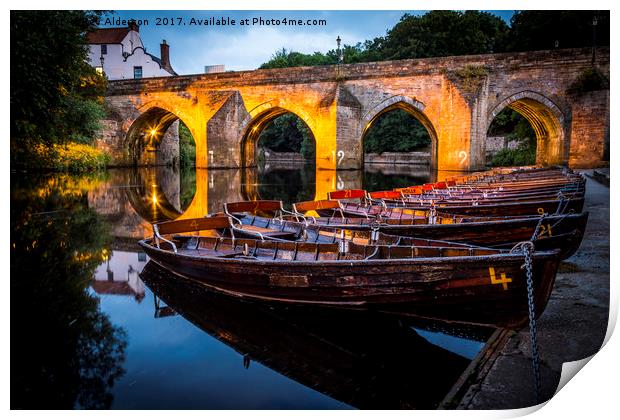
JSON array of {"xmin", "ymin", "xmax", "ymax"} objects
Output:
[{"xmin": 140, "ymin": 261, "xmax": 477, "ymax": 409}]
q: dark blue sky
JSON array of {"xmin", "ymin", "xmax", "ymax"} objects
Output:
[{"xmin": 103, "ymin": 11, "xmax": 515, "ymax": 75}]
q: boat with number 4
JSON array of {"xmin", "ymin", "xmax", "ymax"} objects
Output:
[{"xmin": 139, "ymin": 216, "xmax": 562, "ymax": 328}]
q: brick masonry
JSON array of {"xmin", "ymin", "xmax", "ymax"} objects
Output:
[
  {"xmin": 365, "ymin": 151, "xmax": 431, "ymax": 165},
  {"xmin": 100, "ymin": 47, "xmax": 610, "ymax": 171}
]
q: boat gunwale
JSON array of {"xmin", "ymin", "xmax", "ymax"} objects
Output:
[
  {"xmin": 138, "ymin": 238, "xmax": 561, "ymax": 268},
  {"xmin": 300, "ymin": 211, "xmax": 589, "ymax": 230}
]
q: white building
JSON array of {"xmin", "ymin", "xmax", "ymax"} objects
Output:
[
  {"xmin": 204, "ymin": 65, "xmax": 225, "ymax": 74},
  {"xmin": 87, "ymin": 20, "xmax": 177, "ymax": 80}
]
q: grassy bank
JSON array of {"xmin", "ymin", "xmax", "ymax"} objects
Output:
[{"xmin": 18, "ymin": 142, "xmax": 111, "ymax": 172}]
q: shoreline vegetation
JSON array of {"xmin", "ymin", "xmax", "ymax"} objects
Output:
[
  {"xmin": 11, "ymin": 11, "xmax": 609, "ymax": 173},
  {"xmin": 11, "ymin": 10, "xmax": 110, "ymax": 173},
  {"xmin": 28, "ymin": 143, "xmax": 111, "ymax": 172}
]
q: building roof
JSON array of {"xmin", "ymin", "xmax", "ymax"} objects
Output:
[
  {"xmin": 87, "ymin": 27, "xmax": 130, "ymax": 44},
  {"xmin": 91, "ymin": 280, "xmax": 145, "ymax": 301},
  {"xmin": 146, "ymin": 52, "xmax": 178, "ymax": 76}
]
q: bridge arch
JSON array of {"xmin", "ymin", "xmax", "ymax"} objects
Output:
[
  {"xmin": 125, "ymin": 102, "xmax": 198, "ymax": 166},
  {"xmin": 239, "ymin": 103, "xmax": 317, "ymax": 168},
  {"xmin": 487, "ymin": 91, "xmax": 568, "ymax": 166},
  {"xmin": 360, "ymin": 96, "xmax": 439, "ymax": 168}
]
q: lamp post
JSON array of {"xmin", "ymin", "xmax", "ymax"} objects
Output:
[
  {"xmin": 99, "ymin": 53, "xmax": 105, "ymax": 75},
  {"xmin": 336, "ymin": 36, "xmax": 343, "ymax": 63},
  {"xmin": 591, "ymin": 14, "xmax": 598, "ymax": 65}
]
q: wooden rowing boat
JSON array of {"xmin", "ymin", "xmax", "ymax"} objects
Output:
[
  {"xmin": 325, "ymin": 191, "xmax": 584, "ymax": 218},
  {"xmin": 393, "ymin": 168, "xmax": 585, "ymax": 199},
  {"xmin": 139, "ymin": 216, "xmax": 562, "ymax": 328},
  {"xmin": 323, "ymin": 167, "xmax": 586, "ymax": 217},
  {"xmin": 286, "ymin": 200, "xmax": 588, "ymax": 259}
]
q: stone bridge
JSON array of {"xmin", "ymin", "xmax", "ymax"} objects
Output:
[{"xmin": 100, "ymin": 47, "xmax": 610, "ymax": 171}]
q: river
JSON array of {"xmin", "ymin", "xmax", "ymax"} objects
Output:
[{"xmin": 10, "ymin": 163, "xmax": 493, "ymax": 409}]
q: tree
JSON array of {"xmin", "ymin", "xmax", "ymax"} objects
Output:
[
  {"xmin": 257, "ymin": 113, "xmax": 314, "ymax": 156},
  {"xmin": 260, "ymin": 48, "xmax": 336, "ymax": 69},
  {"xmin": 506, "ymin": 10, "xmax": 609, "ymax": 52},
  {"xmin": 178, "ymin": 121, "xmax": 196, "ymax": 168},
  {"xmin": 260, "ymin": 11, "xmax": 509, "ymax": 71},
  {"xmin": 375, "ymin": 11, "xmax": 509, "ymax": 60},
  {"xmin": 11, "ymin": 11, "xmax": 107, "ymax": 159},
  {"xmin": 488, "ymin": 108, "xmax": 535, "ymax": 141},
  {"xmin": 364, "ymin": 109, "xmax": 431, "ymax": 154}
]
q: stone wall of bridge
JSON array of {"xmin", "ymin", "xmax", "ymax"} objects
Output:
[{"xmin": 100, "ymin": 47, "xmax": 609, "ymax": 171}]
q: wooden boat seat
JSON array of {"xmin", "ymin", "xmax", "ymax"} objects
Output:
[
  {"xmin": 225, "ymin": 200, "xmax": 283, "ymax": 215},
  {"xmin": 328, "ymin": 189, "xmax": 367, "ymax": 200},
  {"xmin": 294, "ymin": 199, "xmax": 342, "ymax": 212},
  {"xmin": 155, "ymin": 216, "xmax": 232, "ymax": 235},
  {"xmin": 368, "ymin": 190, "xmax": 403, "ymax": 200},
  {"xmin": 239, "ymin": 224, "xmax": 298, "ymax": 240}
]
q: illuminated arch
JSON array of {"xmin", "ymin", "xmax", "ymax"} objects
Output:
[
  {"xmin": 124, "ymin": 102, "xmax": 196, "ymax": 166},
  {"xmin": 239, "ymin": 102, "xmax": 317, "ymax": 168},
  {"xmin": 487, "ymin": 91, "xmax": 568, "ymax": 166},
  {"xmin": 361, "ymin": 96, "xmax": 439, "ymax": 168}
]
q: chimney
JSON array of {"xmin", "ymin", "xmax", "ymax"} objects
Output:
[
  {"xmin": 128, "ymin": 19, "xmax": 139, "ymax": 32},
  {"xmin": 160, "ymin": 40, "xmax": 170, "ymax": 69}
]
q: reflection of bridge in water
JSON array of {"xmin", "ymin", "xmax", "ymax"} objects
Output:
[{"xmin": 88, "ymin": 165, "xmax": 466, "ymax": 245}]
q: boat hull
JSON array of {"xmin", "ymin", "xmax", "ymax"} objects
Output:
[{"xmin": 139, "ymin": 240, "xmax": 560, "ymax": 328}]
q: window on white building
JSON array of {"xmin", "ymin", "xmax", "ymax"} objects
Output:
[
  {"xmin": 133, "ymin": 66, "xmax": 143, "ymax": 79},
  {"xmin": 101, "ymin": 44, "xmax": 107, "ymax": 55}
]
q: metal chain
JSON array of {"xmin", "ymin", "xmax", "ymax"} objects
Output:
[
  {"xmin": 510, "ymin": 241, "xmax": 541, "ymax": 403},
  {"xmin": 523, "ymin": 241, "xmax": 541, "ymax": 404},
  {"xmin": 531, "ymin": 214, "xmax": 546, "ymax": 241}
]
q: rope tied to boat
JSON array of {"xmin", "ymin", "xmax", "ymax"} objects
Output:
[
  {"xmin": 428, "ymin": 204, "xmax": 437, "ymax": 225},
  {"xmin": 339, "ymin": 229, "xmax": 348, "ymax": 253},
  {"xmin": 554, "ymin": 192, "xmax": 570, "ymax": 215},
  {"xmin": 511, "ymin": 240, "xmax": 542, "ymax": 404},
  {"xmin": 370, "ymin": 221, "xmax": 380, "ymax": 244},
  {"xmin": 531, "ymin": 213, "xmax": 547, "ymax": 241},
  {"xmin": 301, "ymin": 227, "xmax": 309, "ymax": 241}
]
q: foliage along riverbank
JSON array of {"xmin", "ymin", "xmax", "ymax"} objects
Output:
[
  {"xmin": 11, "ymin": 11, "xmax": 110, "ymax": 173},
  {"xmin": 27, "ymin": 143, "xmax": 111, "ymax": 172}
]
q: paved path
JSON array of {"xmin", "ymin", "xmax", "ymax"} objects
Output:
[{"xmin": 458, "ymin": 170, "xmax": 610, "ymax": 409}]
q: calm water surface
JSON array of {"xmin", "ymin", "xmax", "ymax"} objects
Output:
[{"xmin": 11, "ymin": 163, "xmax": 490, "ymax": 409}]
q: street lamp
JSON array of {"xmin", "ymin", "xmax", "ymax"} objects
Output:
[
  {"xmin": 336, "ymin": 36, "xmax": 343, "ymax": 63},
  {"xmin": 99, "ymin": 53, "xmax": 105, "ymax": 75},
  {"xmin": 591, "ymin": 14, "xmax": 598, "ymax": 65}
]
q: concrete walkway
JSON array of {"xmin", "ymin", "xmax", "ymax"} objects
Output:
[{"xmin": 456, "ymin": 170, "xmax": 610, "ymax": 409}]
